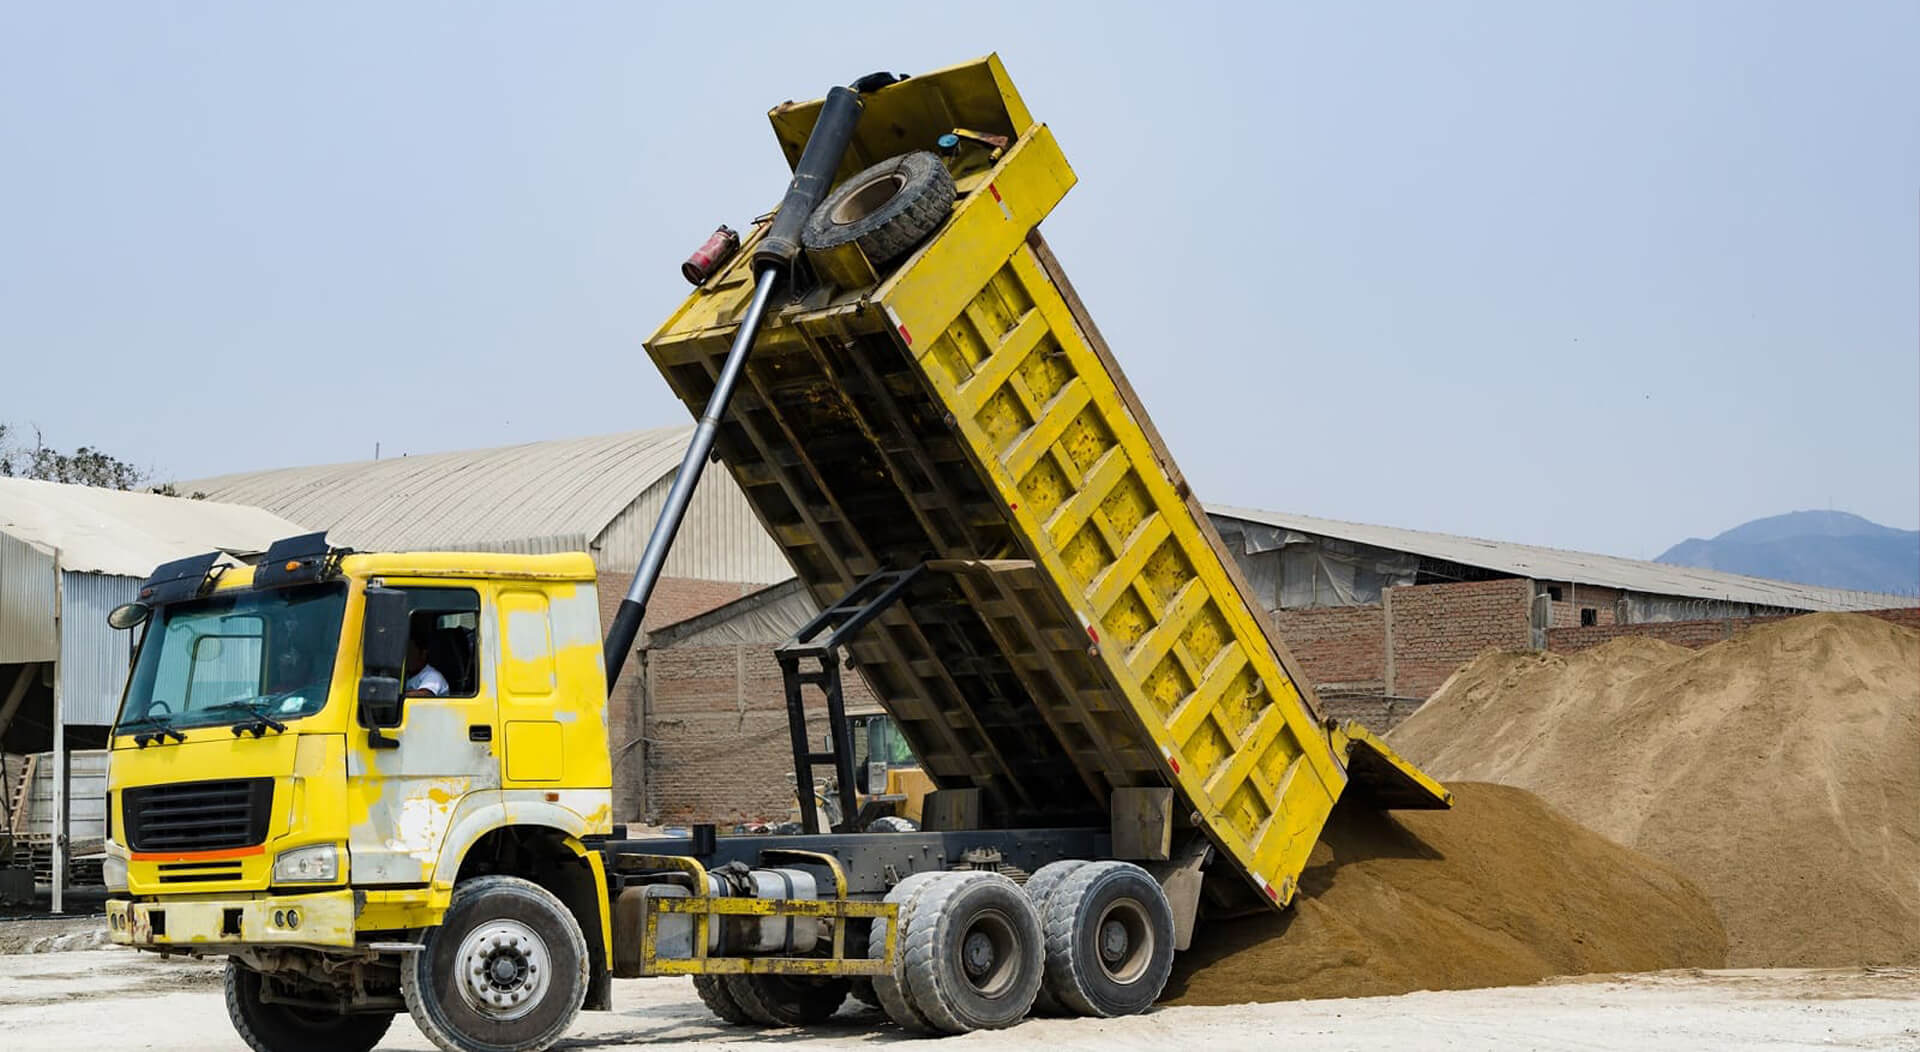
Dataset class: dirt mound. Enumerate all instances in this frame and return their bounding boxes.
[1165,782,1724,1005]
[1389,612,1920,967]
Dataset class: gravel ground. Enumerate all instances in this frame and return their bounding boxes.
[0,945,1915,1050]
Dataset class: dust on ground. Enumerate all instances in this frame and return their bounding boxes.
[1389,612,1920,967]
[1,947,1915,1050]
[1165,782,1724,1006]
[0,914,110,954]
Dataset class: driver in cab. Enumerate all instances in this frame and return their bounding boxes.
[404,636,450,698]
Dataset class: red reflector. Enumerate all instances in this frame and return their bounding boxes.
[1168,756,1180,774]
[897,324,912,345]
[989,183,1002,201]
[1264,882,1280,901]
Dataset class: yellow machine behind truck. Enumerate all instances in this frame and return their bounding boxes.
[104,56,1448,1052]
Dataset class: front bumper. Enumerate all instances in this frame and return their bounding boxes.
[107,890,356,950]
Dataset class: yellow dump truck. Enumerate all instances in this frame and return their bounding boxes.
[102,55,1447,1052]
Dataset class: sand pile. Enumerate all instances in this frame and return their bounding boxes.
[1389,613,1920,967]
[1166,782,1724,1005]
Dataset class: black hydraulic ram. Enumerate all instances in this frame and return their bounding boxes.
[603,79,879,691]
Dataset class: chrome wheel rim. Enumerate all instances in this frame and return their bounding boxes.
[454,919,550,1020]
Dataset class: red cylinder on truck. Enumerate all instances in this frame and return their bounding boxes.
[681,225,740,285]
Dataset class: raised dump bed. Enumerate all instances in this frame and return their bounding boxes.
[644,54,1447,909]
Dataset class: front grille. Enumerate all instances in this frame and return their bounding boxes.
[123,778,273,852]
[157,861,244,884]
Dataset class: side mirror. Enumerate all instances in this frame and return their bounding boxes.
[108,602,151,630]
[359,586,408,740]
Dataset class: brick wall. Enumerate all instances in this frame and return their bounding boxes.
[640,641,881,824]
[1548,606,1920,653]
[1542,583,1624,628]
[1268,581,1535,731]
[1317,695,1425,733]
[1386,578,1535,700]
[596,573,761,823]
[1270,605,1386,688]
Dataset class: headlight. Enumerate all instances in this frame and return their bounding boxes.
[103,853,129,893]
[272,844,340,884]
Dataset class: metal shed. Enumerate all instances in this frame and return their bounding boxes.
[0,477,307,906]
[186,427,791,582]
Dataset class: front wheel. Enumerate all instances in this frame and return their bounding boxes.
[402,875,589,1052]
[224,960,393,1052]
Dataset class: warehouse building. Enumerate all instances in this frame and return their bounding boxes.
[187,428,1913,826]
[187,428,793,820]
[1206,506,1912,729]
[633,503,1913,822]
[0,478,306,900]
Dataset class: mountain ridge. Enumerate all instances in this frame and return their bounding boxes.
[1657,511,1917,596]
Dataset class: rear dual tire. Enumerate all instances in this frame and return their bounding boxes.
[722,974,849,1026]
[1020,860,1091,1015]
[691,974,753,1025]
[868,870,948,1031]
[869,871,1046,1034]
[1039,861,1176,1018]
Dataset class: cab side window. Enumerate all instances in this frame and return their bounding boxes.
[403,588,481,698]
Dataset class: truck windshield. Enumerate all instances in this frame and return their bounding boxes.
[116,583,348,734]
[865,716,917,768]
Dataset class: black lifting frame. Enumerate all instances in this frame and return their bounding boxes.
[776,566,925,834]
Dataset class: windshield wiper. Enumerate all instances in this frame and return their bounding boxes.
[124,710,187,748]
[202,698,290,738]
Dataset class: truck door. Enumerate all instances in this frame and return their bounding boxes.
[493,587,565,786]
[345,584,496,885]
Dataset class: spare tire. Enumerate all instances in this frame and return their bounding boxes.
[802,151,954,265]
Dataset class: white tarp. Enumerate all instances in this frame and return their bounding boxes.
[1212,516,1418,609]
[0,477,306,578]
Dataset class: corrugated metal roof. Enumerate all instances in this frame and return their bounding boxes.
[60,571,141,725]
[646,578,811,648]
[186,428,696,556]
[0,477,309,577]
[1206,505,1910,613]
[0,530,58,662]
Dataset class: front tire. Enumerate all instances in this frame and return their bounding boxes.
[402,875,589,1052]
[224,959,393,1052]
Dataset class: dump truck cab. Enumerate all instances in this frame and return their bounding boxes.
[105,537,615,1051]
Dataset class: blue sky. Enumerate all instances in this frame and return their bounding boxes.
[1,2,1914,558]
